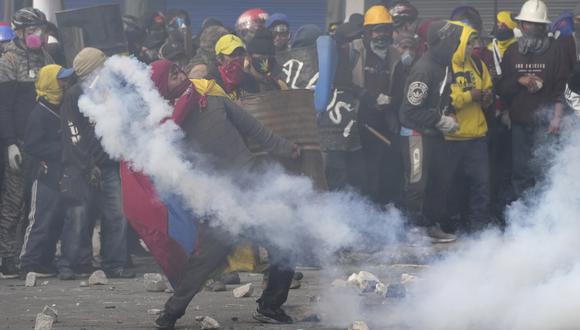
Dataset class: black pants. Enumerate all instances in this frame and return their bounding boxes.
[401,134,447,227]
[19,180,64,269]
[511,124,544,200]
[323,149,366,193]
[444,138,491,231]
[164,226,295,316]
[361,135,404,205]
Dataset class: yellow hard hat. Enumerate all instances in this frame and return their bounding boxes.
[364,5,393,26]
[215,34,245,56]
[497,11,517,30]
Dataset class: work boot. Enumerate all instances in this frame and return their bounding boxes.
[58,269,76,281]
[0,257,18,279]
[253,306,293,324]
[426,223,456,243]
[154,311,179,329]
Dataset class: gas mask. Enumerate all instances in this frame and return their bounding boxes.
[495,27,514,41]
[25,30,43,49]
[517,23,549,54]
[370,34,393,50]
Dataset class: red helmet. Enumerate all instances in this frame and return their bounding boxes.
[235,8,268,38]
[390,1,419,28]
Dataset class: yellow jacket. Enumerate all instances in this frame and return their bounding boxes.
[447,22,493,141]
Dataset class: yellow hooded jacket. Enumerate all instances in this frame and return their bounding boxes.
[35,64,64,105]
[447,22,493,141]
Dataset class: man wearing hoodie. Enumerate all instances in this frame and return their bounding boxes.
[399,20,463,243]
[498,0,569,199]
[445,23,494,232]
[0,8,53,278]
[60,47,134,280]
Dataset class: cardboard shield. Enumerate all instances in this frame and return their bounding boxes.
[276,45,319,90]
[240,89,327,191]
[56,4,128,67]
[317,88,361,152]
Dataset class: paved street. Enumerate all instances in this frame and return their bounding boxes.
[0,241,456,330]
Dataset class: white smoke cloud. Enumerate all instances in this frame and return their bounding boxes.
[78,56,403,263]
[386,120,580,329]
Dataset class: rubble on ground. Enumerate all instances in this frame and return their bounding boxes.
[88,270,108,286]
[25,272,37,287]
[34,305,58,330]
[348,320,370,330]
[232,283,253,298]
[147,308,162,315]
[195,316,220,329]
[143,273,166,292]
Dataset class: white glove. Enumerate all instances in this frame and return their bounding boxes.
[7,144,22,171]
[501,111,511,129]
[435,115,460,134]
[376,93,391,106]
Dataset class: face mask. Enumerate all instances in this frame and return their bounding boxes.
[218,57,245,92]
[495,28,514,41]
[251,56,272,75]
[522,24,546,38]
[401,50,415,66]
[370,35,392,50]
[25,31,43,49]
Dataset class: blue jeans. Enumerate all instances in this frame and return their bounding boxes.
[59,166,128,272]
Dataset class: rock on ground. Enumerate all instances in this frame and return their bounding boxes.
[232,283,253,298]
[34,312,55,330]
[348,320,370,330]
[41,305,58,322]
[25,273,37,287]
[143,273,167,292]
[196,316,220,329]
[88,270,108,286]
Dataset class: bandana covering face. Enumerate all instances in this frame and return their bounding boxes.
[218,57,245,93]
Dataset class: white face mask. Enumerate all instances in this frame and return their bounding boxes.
[513,28,523,39]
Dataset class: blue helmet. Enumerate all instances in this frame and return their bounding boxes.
[266,13,289,29]
[0,25,15,42]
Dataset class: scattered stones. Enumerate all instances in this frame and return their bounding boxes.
[290,279,301,289]
[196,316,220,329]
[79,281,89,287]
[144,273,166,292]
[347,271,381,293]
[34,313,55,330]
[41,281,49,286]
[147,309,162,315]
[348,320,370,330]
[25,273,37,287]
[232,283,253,298]
[88,270,108,286]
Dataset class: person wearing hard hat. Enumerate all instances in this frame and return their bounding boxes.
[497,0,570,200]
[348,5,405,206]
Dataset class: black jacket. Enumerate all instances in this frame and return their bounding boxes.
[24,99,62,188]
[399,21,463,134]
[61,82,115,173]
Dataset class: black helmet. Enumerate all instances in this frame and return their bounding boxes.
[11,7,47,30]
[390,1,418,28]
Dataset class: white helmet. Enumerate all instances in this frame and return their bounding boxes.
[515,0,550,24]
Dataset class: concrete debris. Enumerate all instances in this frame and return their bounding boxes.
[79,281,89,287]
[25,273,37,287]
[232,283,253,298]
[348,320,370,330]
[196,316,220,329]
[147,309,162,315]
[290,279,301,289]
[347,271,384,294]
[41,305,58,322]
[375,282,387,297]
[88,270,108,286]
[34,313,55,330]
[144,273,167,292]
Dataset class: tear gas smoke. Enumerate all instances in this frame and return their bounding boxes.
[387,120,580,329]
[78,56,403,263]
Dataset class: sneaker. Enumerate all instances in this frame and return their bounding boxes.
[426,223,457,243]
[58,269,76,281]
[154,311,179,329]
[204,279,226,292]
[253,307,293,324]
[105,268,136,279]
[0,257,19,279]
[218,272,241,285]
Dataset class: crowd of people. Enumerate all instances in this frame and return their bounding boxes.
[1,0,580,328]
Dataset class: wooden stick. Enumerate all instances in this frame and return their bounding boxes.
[364,124,391,146]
